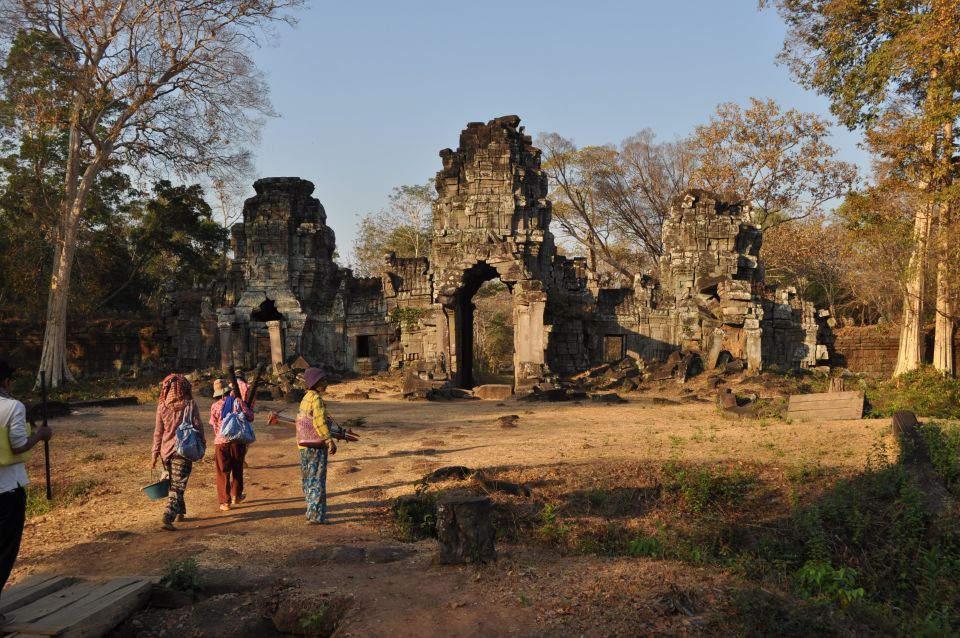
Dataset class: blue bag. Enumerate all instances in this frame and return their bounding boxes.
[220,396,256,445]
[174,403,206,461]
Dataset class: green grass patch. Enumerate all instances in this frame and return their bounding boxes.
[865,366,960,418]
[25,484,52,517]
[661,461,756,512]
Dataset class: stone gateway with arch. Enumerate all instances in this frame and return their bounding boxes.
[168,116,831,388]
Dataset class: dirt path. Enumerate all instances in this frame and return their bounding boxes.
[9,378,892,636]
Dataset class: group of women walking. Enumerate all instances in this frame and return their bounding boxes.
[149,367,336,530]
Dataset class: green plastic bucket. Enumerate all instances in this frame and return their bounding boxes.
[142,478,170,500]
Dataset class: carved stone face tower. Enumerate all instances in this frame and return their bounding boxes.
[429,116,558,387]
[222,177,339,367]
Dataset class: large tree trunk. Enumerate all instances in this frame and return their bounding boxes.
[933,121,954,376]
[893,202,932,377]
[933,203,954,375]
[36,118,106,388]
[37,208,81,387]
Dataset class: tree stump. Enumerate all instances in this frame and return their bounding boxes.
[828,376,846,393]
[436,492,496,564]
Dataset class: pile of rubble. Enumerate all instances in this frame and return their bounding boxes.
[184,358,314,403]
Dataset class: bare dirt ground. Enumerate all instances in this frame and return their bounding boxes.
[8,374,894,637]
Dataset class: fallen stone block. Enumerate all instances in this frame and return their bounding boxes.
[473,384,513,400]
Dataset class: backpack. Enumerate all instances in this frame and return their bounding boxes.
[220,395,256,445]
[174,403,206,461]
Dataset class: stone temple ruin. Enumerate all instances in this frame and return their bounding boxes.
[167,115,830,388]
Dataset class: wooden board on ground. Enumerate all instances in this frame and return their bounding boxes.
[1,577,151,638]
[0,576,76,615]
[787,391,864,421]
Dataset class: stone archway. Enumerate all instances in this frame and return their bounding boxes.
[381,116,565,389]
[426,116,556,388]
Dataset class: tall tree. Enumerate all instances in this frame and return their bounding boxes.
[0,0,300,386]
[352,182,433,276]
[96,180,226,312]
[690,97,859,228]
[764,0,960,376]
[538,134,633,278]
[599,129,694,274]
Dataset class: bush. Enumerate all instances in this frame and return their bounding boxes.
[866,366,960,418]
[919,421,960,494]
[159,557,200,594]
[392,493,437,541]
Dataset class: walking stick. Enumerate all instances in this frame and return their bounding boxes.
[40,369,52,500]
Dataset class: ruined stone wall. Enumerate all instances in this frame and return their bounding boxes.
[162,117,835,384]
[831,328,960,377]
[169,177,392,375]
[0,318,166,377]
[381,255,433,368]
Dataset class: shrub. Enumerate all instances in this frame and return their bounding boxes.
[159,557,200,594]
[795,560,865,606]
[538,503,571,544]
[865,366,960,419]
[660,461,756,512]
[392,493,438,541]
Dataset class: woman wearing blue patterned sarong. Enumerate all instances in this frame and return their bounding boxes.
[297,368,337,524]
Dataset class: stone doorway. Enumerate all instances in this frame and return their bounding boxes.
[449,262,517,388]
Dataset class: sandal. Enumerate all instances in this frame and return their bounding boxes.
[219,503,231,511]
[161,520,176,531]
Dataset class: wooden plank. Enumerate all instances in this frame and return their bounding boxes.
[789,400,863,413]
[0,576,76,614]
[2,582,102,629]
[788,391,862,406]
[789,402,864,415]
[787,390,864,420]
[34,579,152,638]
[789,410,863,421]
[2,578,143,635]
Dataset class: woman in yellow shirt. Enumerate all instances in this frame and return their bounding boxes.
[298,368,337,524]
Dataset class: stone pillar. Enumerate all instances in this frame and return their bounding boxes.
[704,327,727,370]
[744,317,763,371]
[216,309,235,374]
[266,320,284,372]
[513,287,547,388]
[436,305,452,377]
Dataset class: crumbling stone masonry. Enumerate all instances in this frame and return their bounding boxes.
[167,177,392,374]
[381,117,830,387]
[168,116,830,385]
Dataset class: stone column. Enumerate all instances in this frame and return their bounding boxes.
[513,285,547,389]
[744,316,763,371]
[216,309,235,374]
[266,320,284,372]
[704,327,727,370]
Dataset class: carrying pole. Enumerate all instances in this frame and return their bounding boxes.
[40,369,52,500]
[245,364,266,406]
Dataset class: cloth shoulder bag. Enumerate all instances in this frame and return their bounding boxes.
[220,396,256,445]
[174,403,206,461]
[295,411,326,448]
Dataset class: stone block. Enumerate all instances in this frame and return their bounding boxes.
[473,384,514,400]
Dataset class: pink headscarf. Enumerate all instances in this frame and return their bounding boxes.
[159,373,192,408]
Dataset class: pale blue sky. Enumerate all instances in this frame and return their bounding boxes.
[250,1,869,262]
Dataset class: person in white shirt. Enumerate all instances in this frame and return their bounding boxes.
[0,360,52,622]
